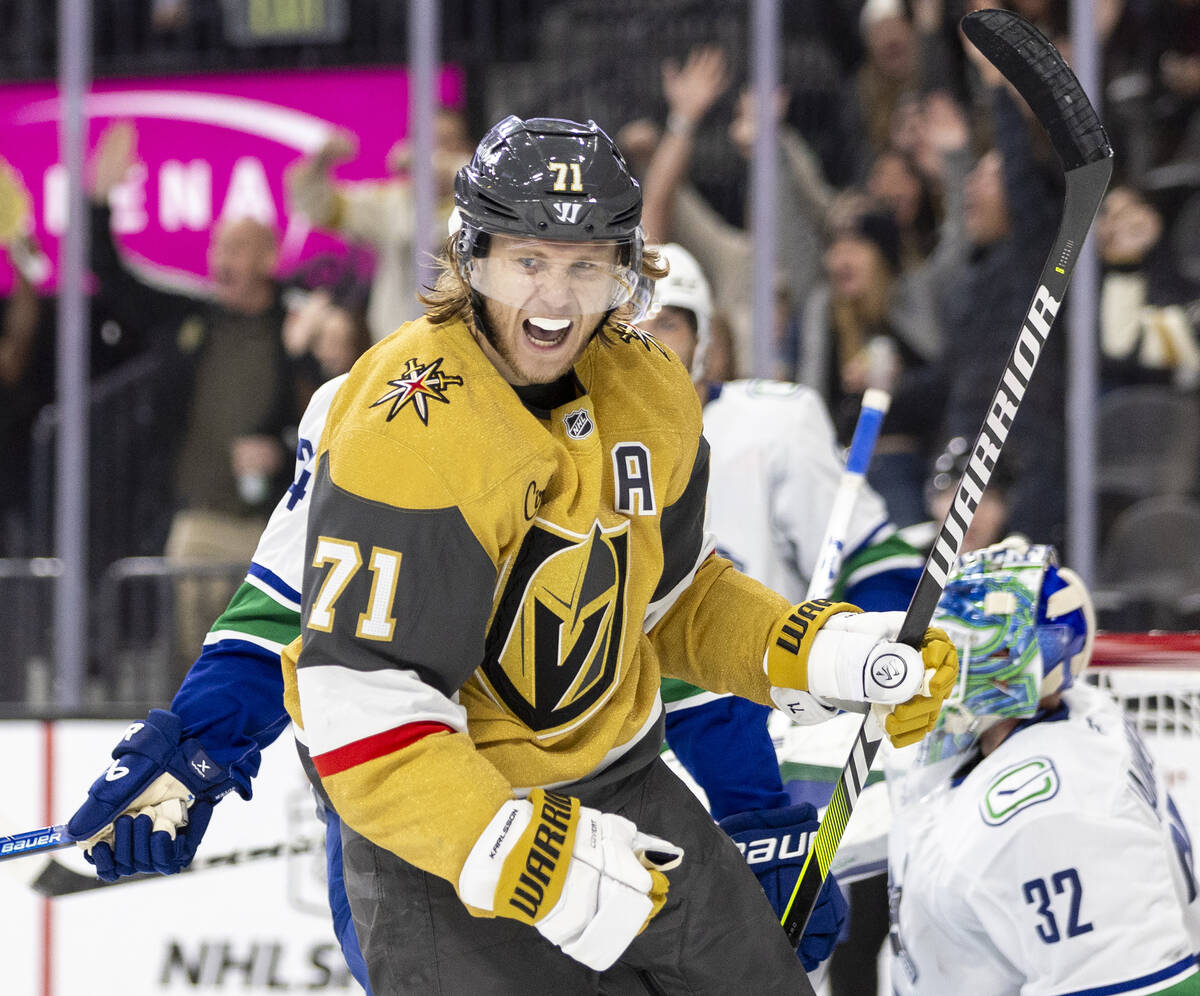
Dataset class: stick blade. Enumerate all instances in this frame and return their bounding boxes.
[962,9,1113,170]
[30,859,131,896]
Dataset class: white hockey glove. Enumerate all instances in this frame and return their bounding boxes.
[458,789,683,971]
[764,600,958,748]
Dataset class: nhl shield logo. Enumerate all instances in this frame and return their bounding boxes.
[563,409,594,440]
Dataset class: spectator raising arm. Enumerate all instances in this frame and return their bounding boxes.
[640,44,731,244]
[88,121,195,334]
[284,111,474,340]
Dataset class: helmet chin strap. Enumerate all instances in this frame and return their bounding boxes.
[467,287,501,354]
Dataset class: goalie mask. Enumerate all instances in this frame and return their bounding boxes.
[917,538,1095,765]
[645,243,713,379]
[453,116,644,314]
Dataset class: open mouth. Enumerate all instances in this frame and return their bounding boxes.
[523,317,572,348]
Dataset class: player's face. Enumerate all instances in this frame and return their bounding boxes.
[474,235,621,386]
[642,306,697,371]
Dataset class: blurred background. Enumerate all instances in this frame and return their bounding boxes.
[0,0,1196,713]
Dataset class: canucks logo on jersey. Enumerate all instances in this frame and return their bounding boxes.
[370,356,464,425]
[480,518,629,734]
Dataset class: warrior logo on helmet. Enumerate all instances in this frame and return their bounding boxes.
[552,202,585,224]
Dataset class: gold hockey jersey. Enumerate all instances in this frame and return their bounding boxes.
[281,315,791,887]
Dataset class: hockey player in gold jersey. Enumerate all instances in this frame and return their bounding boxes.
[280,114,957,993]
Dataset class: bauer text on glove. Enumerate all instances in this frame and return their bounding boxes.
[719,802,848,973]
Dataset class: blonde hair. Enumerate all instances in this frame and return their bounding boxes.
[419,235,668,339]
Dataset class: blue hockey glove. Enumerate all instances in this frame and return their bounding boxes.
[66,709,247,881]
[718,802,848,972]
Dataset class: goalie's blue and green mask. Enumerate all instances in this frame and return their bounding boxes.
[918,540,1095,764]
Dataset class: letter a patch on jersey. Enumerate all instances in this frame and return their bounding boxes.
[612,443,656,516]
[980,756,1060,826]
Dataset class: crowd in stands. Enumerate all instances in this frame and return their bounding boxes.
[0,0,1198,696]
[613,0,1199,562]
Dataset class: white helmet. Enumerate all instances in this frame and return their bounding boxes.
[647,243,713,379]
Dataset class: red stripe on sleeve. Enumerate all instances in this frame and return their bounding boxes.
[312,721,454,777]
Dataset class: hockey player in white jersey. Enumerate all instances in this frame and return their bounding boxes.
[642,243,922,771]
[888,539,1200,995]
[642,244,923,614]
[641,242,925,976]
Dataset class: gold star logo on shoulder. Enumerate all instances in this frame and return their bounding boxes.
[371,356,464,425]
[614,323,671,360]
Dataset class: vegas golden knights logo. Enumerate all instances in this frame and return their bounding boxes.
[370,356,463,426]
[615,323,671,360]
[480,519,629,733]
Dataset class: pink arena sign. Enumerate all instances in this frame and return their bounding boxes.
[0,66,465,292]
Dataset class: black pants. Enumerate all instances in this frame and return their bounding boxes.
[341,758,816,995]
[829,874,890,995]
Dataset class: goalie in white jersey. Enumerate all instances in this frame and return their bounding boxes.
[888,539,1200,995]
[642,243,923,791]
[642,242,924,978]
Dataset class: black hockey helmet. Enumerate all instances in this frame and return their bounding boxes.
[453,116,644,308]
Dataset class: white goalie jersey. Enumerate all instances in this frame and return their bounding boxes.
[888,683,1200,995]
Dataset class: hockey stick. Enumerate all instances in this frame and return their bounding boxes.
[2,821,321,896]
[27,834,322,897]
[0,823,70,861]
[805,387,892,602]
[780,7,1113,945]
